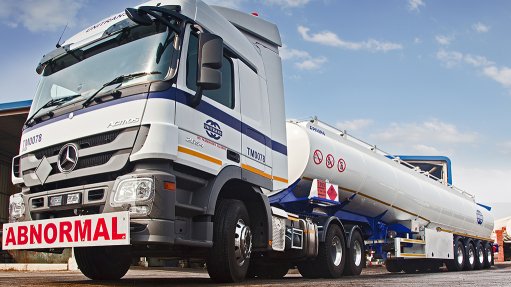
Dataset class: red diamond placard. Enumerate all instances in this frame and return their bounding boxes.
[327,185,337,201]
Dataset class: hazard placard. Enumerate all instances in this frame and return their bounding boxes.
[309,179,339,202]
[313,149,323,165]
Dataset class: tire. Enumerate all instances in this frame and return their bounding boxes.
[297,260,322,279]
[402,260,418,274]
[207,199,252,283]
[464,242,476,271]
[483,242,493,268]
[474,241,485,270]
[385,259,402,273]
[343,231,364,276]
[446,239,465,272]
[74,245,131,280]
[248,261,290,279]
[316,224,347,278]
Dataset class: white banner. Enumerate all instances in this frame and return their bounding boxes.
[2,211,130,250]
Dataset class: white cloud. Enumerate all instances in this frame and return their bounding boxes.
[280,44,327,70]
[0,0,86,32]
[414,37,422,44]
[295,56,327,70]
[336,119,374,132]
[483,66,511,88]
[472,22,490,33]
[408,0,425,12]
[280,45,310,60]
[298,25,403,53]
[435,35,453,46]
[371,119,478,155]
[266,0,310,8]
[456,167,511,203]
[436,49,511,92]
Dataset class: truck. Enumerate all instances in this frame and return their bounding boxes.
[3,0,494,282]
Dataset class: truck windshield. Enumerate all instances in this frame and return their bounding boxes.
[29,20,177,119]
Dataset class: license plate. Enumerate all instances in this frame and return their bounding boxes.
[2,211,130,250]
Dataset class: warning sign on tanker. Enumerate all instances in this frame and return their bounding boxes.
[337,158,346,173]
[326,154,335,169]
[327,185,338,201]
[313,149,323,165]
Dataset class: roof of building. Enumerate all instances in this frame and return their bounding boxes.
[0,100,32,112]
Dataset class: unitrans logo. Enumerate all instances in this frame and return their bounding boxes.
[204,120,222,140]
[476,210,483,225]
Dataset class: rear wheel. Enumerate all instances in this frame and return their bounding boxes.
[464,242,476,271]
[483,242,493,268]
[247,260,290,279]
[474,242,484,270]
[446,239,465,272]
[297,260,322,279]
[75,245,132,280]
[207,199,252,283]
[343,231,364,276]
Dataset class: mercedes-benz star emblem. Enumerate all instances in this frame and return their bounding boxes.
[57,143,79,173]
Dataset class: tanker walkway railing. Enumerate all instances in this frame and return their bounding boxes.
[295,117,475,201]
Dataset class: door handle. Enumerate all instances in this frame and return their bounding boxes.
[227,149,240,163]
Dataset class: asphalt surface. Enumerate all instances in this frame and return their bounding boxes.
[1,262,510,287]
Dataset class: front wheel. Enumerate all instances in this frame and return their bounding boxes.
[316,224,347,278]
[74,245,132,280]
[207,199,252,283]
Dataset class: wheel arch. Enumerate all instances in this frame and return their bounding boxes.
[313,216,347,243]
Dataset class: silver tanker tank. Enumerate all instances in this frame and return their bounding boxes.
[284,119,493,240]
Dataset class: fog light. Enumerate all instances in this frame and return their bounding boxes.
[129,205,151,216]
[66,193,81,205]
[9,193,25,222]
[112,178,154,204]
[49,195,63,207]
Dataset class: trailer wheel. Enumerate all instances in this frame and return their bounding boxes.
[446,239,465,271]
[385,259,403,273]
[483,242,493,268]
[402,260,418,273]
[207,199,252,283]
[74,246,131,280]
[317,224,346,278]
[343,231,364,276]
[463,242,476,270]
[474,241,484,270]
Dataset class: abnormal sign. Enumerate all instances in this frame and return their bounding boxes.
[2,211,130,250]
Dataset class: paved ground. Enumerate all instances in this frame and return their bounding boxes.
[0,262,510,287]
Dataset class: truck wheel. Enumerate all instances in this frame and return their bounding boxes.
[343,231,364,276]
[402,261,418,273]
[207,199,252,283]
[463,242,476,270]
[385,259,403,273]
[297,260,322,279]
[446,239,465,271]
[316,224,346,278]
[74,246,131,280]
[474,241,484,270]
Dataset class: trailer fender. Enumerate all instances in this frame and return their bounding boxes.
[346,226,363,249]
[312,216,346,243]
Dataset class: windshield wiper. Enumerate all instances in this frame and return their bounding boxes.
[25,94,81,127]
[82,71,161,107]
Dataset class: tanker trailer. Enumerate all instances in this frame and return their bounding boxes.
[268,118,494,274]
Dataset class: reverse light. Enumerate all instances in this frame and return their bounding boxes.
[9,193,25,222]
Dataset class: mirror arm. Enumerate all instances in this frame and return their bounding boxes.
[189,86,203,107]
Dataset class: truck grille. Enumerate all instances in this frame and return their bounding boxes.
[48,152,116,175]
[34,130,121,159]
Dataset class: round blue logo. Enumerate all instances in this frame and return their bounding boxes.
[476,210,483,225]
[204,120,222,140]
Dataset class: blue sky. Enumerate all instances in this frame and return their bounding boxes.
[0,0,510,217]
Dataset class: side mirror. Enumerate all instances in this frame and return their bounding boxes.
[125,8,153,26]
[190,33,223,107]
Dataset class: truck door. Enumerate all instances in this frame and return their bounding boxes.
[238,61,273,190]
[174,28,241,174]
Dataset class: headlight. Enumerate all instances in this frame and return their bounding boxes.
[112,178,154,204]
[9,193,25,222]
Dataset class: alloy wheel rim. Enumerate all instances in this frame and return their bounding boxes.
[234,219,252,266]
[330,236,343,266]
